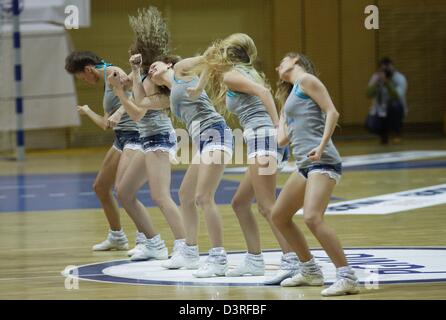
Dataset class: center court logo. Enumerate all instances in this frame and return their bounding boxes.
[63,247,446,287]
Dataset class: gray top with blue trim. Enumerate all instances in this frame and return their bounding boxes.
[283,81,341,168]
[138,109,173,138]
[170,74,224,140]
[136,75,174,138]
[100,63,138,132]
[225,68,273,131]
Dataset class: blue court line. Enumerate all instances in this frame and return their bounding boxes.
[0,171,345,213]
[1,159,445,213]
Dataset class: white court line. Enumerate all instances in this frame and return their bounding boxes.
[49,193,66,198]
[19,194,36,198]
[78,192,95,196]
[225,150,446,173]
[310,183,446,215]
[0,184,46,190]
[223,186,238,190]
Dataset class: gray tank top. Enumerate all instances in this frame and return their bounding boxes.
[225,68,273,131]
[284,81,341,168]
[101,63,138,132]
[138,109,174,138]
[170,74,224,140]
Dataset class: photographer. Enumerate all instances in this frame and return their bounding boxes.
[366,57,408,144]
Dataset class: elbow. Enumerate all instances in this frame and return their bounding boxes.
[331,110,340,120]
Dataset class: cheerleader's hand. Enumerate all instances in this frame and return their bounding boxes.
[107,111,122,128]
[129,54,142,70]
[307,146,323,162]
[77,105,89,115]
[107,71,123,89]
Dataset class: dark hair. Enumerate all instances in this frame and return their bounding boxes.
[154,54,181,66]
[65,51,102,74]
[151,54,182,95]
[379,57,393,66]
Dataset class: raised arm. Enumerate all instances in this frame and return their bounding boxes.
[186,66,210,100]
[223,69,279,126]
[108,72,169,122]
[129,54,147,104]
[173,55,205,77]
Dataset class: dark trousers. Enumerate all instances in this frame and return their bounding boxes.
[380,102,404,144]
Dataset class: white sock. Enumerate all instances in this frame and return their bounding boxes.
[246,252,264,261]
[208,247,227,264]
[109,229,126,238]
[300,257,321,275]
[337,266,357,281]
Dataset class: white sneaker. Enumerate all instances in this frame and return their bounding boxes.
[225,254,265,277]
[321,278,360,296]
[193,247,228,278]
[127,232,147,257]
[264,253,299,285]
[162,243,199,269]
[130,235,168,261]
[92,230,128,251]
[264,269,299,285]
[193,261,228,278]
[127,244,145,257]
[280,272,324,287]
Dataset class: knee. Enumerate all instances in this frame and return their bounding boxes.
[231,196,251,214]
[272,210,287,228]
[93,180,110,198]
[304,213,323,231]
[195,193,214,208]
[257,203,273,220]
[151,193,170,209]
[116,184,133,204]
[179,188,195,208]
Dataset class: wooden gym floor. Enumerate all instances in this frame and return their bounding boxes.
[0,137,445,300]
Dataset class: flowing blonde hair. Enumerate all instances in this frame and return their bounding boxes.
[203,33,270,109]
[128,6,170,74]
[275,52,317,108]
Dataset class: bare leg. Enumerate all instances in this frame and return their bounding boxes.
[271,172,312,262]
[93,147,122,231]
[195,150,226,248]
[116,151,157,238]
[115,148,139,186]
[145,151,185,240]
[230,170,260,253]
[178,164,199,245]
[249,156,293,253]
[303,173,348,267]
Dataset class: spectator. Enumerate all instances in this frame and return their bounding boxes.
[366,57,408,144]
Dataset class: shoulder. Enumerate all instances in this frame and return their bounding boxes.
[222,68,243,82]
[299,73,323,92]
[394,71,407,83]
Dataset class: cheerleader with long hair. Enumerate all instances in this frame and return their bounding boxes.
[190,33,298,283]
[273,52,359,296]
[109,7,186,261]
